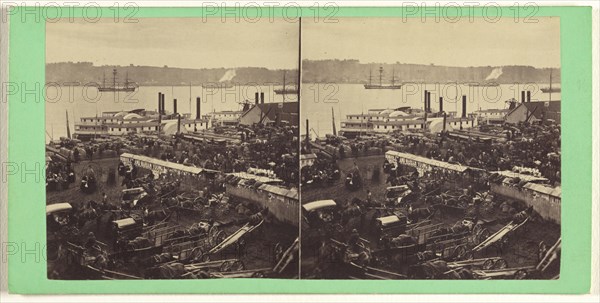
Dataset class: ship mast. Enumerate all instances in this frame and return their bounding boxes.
[549,69,553,102]
[112,69,117,90]
[331,107,337,136]
[66,110,71,139]
[379,66,383,86]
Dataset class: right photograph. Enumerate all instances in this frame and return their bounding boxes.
[299,17,561,280]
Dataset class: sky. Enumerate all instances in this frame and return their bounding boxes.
[302,17,560,68]
[46,18,300,69]
[47,17,560,69]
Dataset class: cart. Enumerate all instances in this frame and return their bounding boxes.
[208,220,264,255]
[427,236,472,261]
[472,265,537,280]
[447,257,508,270]
[471,217,529,253]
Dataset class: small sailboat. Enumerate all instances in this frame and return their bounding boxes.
[540,70,560,93]
[98,69,137,92]
[364,66,402,89]
[274,70,299,95]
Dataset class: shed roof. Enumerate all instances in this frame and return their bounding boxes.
[492,170,548,182]
[46,203,72,215]
[229,172,283,184]
[120,153,211,174]
[302,200,337,212]
[113,218,137,229]
[300,153,318,160]
[523,183,561,198]
[376,215,402,225]
[259,184,299,200]
[385,150,471,172]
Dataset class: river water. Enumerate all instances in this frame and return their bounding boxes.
[45,82,559,141]
[300,83,560,136]
[45,85,298,142]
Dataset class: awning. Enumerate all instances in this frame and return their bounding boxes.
[46,203,72,215]
[113,218,137,229]
[376,215,401,226]
[302,200,337,212]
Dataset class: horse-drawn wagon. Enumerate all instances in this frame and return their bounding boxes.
[302,200,344,247]
[446,257,508,270]
[471,208,532,254]
[426,236,472,261]
[471,265,537,280]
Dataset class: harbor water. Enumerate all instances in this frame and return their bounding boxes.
[300,83,560,136]
[45,85,297,142]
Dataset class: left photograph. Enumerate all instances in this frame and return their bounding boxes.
[45,18,300,280]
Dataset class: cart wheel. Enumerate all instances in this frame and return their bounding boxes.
[211,230,225,247]
[208,226,219,241]
[231,260,244,271]
[113,259,125,269]
[493,258,508,269]
[482,259,494,270]
[477,229,490,243]
[251,271,265,278]
[464,251,474,260]
[514,269,528,280]
[472,223,482,235]
[423,265,436,280]
[219,260,233,272]
[273,242,284,262]
[201,254,211,262]
[455,246,468,260]
[190,247,204,261]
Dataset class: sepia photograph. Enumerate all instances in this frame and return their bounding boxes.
[2,2,598,300]
[300,17,561,280]
[41,13,565,282]
[45,17,300,280]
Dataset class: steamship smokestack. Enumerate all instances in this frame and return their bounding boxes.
[427,92,432,113]
[173,99,177,115]
[158,93,162,114]
[439,97,443,113]
[158,92,161,114]
[305,119,310,152]
[462,95,467,118]
[255,92,259,105]
[161,93,165,115]
[196,97,201,119]
[260,92,265,104]
[526,91,531,103]
[521,91,526,103]
[424,90,428,112]
[157,93,162,126]
[443,112,447,132]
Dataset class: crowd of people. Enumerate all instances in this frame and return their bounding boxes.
[133,125,300,186]
[49,123,300,188]
[316,122,560,185]
[46,160,75,191]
